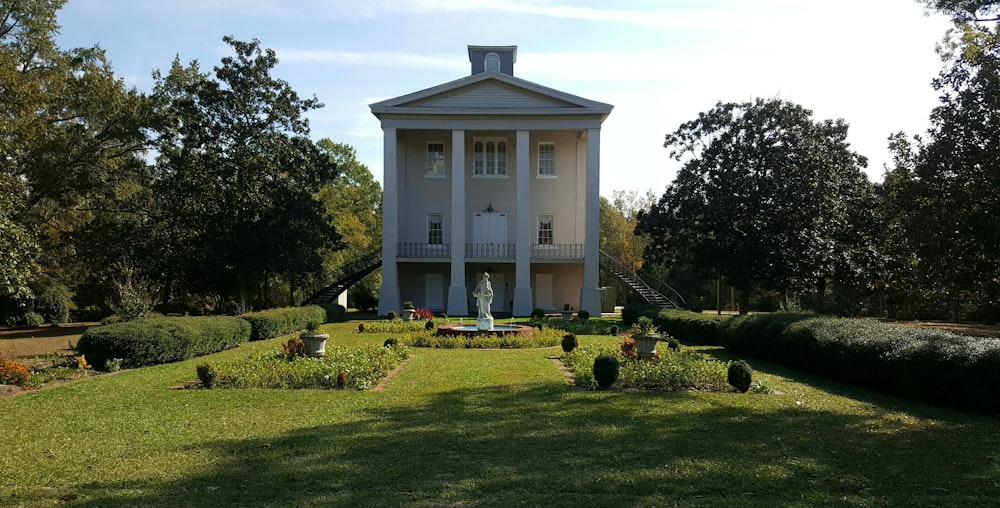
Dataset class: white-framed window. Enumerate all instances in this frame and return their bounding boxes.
[537,214,554,245]
[427,142,445,177]
[538,142,556,177]
[427,214,444,246]
[473,137,508,177]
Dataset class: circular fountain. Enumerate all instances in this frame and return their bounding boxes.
[435,323,534,338]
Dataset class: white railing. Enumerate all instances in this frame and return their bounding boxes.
[397,242,450,258]
[465,243,515,259]
[531,244,585,260]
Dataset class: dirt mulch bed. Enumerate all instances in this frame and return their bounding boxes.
[0,323,95,359]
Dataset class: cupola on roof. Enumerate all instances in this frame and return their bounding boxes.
[468,45,517,76]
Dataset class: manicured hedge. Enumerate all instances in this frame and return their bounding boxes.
[622,305,728,344]
[76,316,251,369]
[241,305,328,341]
[718,313,1000,413]
[318,303,347,323]
[652,309,727,344]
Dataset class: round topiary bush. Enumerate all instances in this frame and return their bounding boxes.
[561,333,579,353]
[387,311,398,320]
[609,324,619,336]
[593,354,620,390]
[667,337,681,351]
[530,308,545,319]
[425,320,435,331]
[577,310,590,320]
[728,360,753,393]
[383,337,399,348]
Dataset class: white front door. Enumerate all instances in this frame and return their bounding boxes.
[473,212,507,244]
[535,274,554,309]
[425,273,444,309]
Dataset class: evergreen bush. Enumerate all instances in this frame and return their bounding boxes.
[593,354,619,389]
[727,360,753,393]
[561,333,579,353]
[77,316,251,368]
[241,306,327,341]
[196,363,218,388]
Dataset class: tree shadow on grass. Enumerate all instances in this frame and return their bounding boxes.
[65,379,1000,507]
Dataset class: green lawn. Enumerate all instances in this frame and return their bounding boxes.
[2,321,998,507]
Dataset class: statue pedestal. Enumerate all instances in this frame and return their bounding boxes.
[477,317,493,331]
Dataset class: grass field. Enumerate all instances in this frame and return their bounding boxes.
[2,320,999,507]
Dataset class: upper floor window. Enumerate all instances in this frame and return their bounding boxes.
[538,215,554,245]
[427,142,445,177]
[473,138,508,177]
[538,142,556,177]
[485,52,500,72]
[427,214,444,246]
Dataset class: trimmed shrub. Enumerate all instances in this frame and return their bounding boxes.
[387,311,398,320]
[76,315,251,369]
[318,304,347,323]
[383,337,399,348]
[561,333,579,353]
[196,363,218,388]
[23,312,44,328]
[727,360,753,393]
[667,337,682,351]
[593,355,619,389]
[241,306,327,341]
[530,308,545,319]
[424,320,435,331]
[718,313,1000,413]
[609,324,619,336]
[577,310,590,320]
[653,309,727,345]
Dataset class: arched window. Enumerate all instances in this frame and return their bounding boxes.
[485,52,500,72]
[473,141,484,175]
[485,142,495,175]
[473,137,509,177]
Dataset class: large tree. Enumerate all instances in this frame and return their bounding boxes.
[150,38,339,309]
[637,99,875,313]
[882,22,1000,319]
[0,0,150,308]
[920,0,1000,22]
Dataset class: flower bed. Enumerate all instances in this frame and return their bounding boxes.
[398,329,562,349]
[208,343,408,390]
[562,343,729,391]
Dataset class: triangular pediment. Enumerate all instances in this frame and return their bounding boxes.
[370,72,612,117]
[401,80,578,110]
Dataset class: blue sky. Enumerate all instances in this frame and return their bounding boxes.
[55,0,953,197]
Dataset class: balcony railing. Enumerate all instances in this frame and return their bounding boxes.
[531,244,585,260]
[465,243,515,259]
[396,243,585,261]
[397,242,450,258]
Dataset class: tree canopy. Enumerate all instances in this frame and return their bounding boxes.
[636,99,875,313]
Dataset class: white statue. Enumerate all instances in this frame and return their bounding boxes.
[471,272,494,330]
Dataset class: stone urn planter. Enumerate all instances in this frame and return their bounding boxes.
[561,305,574,321]
[632,333,662,359]
[629,316,661,359]
[401,302,415,321]
[299,333,329,358]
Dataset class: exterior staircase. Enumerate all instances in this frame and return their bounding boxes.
[303,251,382,305]
[598,250,684,309]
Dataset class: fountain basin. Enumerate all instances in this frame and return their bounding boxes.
[436,323,534,338]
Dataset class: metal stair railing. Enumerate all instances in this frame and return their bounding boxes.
[303,251,383,305]
[598,250,685,308]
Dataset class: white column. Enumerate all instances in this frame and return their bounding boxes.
[580,128,602,316]
[378,127,401,315]
[446,130,469,316]
[513,129,534,316]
